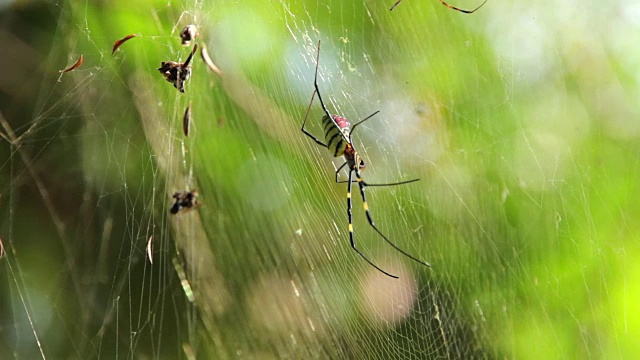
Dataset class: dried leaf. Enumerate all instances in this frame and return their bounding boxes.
[158,44,198,92]
[59,55,84,73]
[179,25,198,46]
[183,103,192,137]
[146,236,153,264]
[112,34,136,55]
[170,190,199,214]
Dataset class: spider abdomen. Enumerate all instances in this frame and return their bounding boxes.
[322,114,350,157]
[332,115,350,130]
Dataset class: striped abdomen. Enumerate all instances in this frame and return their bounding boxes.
[322,114,350,157]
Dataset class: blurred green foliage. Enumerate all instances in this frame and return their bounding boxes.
[1,0,639,359]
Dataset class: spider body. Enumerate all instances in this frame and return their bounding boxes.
[323,114,351,157]
[301,40,430,278]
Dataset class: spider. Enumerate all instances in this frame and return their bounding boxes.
[301,40,431,278]
[389,0,488,13]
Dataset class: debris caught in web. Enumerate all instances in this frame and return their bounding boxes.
[183,103,192,137]
[179,25,198,46]
[200,44,223,76]
[146,236,153,264]
[158,44,198,93]
[59,55,84,73]
[112,34,136,55]
[170,189,199,214]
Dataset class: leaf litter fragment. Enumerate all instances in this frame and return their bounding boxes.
[183,103,192,137]
[59,55,84,73]
[158,44,198,92]
[112,34,136,55]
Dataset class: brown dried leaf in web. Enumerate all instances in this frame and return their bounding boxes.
[59,55,84,73]
[112,34,136,55]
[158,44,198,92]
[183,103,192,137]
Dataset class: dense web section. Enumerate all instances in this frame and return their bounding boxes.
[1,0,639,359]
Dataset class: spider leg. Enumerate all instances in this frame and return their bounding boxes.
[362,178,420,187]
[389,0,402,11]
[439,0,487,13]
[312,40,336,124]
[354,167,431,267]
[335,166,420,187]
[301,89,328,148]
[349,111,380,141]
[390,0,487,13]
[334,162,349,183]
[347,168,399,278]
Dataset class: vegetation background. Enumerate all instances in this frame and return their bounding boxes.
[1,0,638,359]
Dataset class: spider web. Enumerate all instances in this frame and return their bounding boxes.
[1,0,639,358]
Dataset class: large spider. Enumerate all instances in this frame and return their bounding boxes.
[301,40,430,278]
